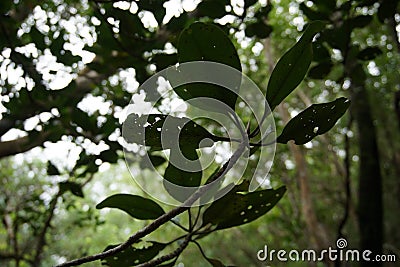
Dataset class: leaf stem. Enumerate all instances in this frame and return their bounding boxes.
[56,143,247,266]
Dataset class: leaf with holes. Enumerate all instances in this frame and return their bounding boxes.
[266,21,326,110]
[277,97,350,145]
[96,194,165,220]
[202,183,286,230]
[101,241,166,266]
[123,114,225,150]
[174,22,242,112]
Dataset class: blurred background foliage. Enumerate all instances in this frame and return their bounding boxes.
[0,0,399,266]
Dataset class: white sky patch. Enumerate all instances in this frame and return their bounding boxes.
[182,0,200,12]
[77,95,112,116]
[284,159,295,170]
[163,0,184,23]
[43,140,82,170]
[216,15,237,25]
[119,68,139,93]
[367,61,380,76]
[304,141,313,149]
[139,11,158,29]
[1,129,27,142]
[251,42,264,56]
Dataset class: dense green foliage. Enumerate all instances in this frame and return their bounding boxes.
[1,0,399,266]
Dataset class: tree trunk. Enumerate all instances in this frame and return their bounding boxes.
[350,84,383,265]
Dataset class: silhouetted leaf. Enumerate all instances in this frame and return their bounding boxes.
[140,154,166,169]
[136,0,166,24]
[163,147,202,202]
[198,0,228,18]
[175,22,242,112]
[312,41,330,63]
[244,0,258,9]
[266,21,326,110]
[357,46,382,61]
[99,149,119,164]
[202,183,286,230]
[59,181,84,198]
[101,241,166,266]
[308,62,333,79]
[123,114,224,150]
[47,161,60,176]
[151,53,178,70]
[277,97,350,145]
[377,0,400,23]
[30,27,46,50]
[96,194,165,220]
[300,3,329,21]
[245,21,273,39]
[349,15,373,29]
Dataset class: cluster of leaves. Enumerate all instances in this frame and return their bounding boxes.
[301,0,395,82]
[0,0,353,266]
[93,18,350,266]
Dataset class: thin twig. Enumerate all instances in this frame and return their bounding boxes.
[56,143,247,266]
[136,233,194,267]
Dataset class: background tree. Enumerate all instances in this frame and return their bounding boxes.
[1,0,399,266]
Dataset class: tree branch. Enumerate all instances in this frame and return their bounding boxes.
[32,190,63,266]
[137,233,193,267]
[0,131,50,158]
[56,142,247,267]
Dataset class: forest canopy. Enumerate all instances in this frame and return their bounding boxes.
[0,0,399,266]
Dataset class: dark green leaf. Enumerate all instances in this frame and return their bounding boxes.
[96,194,165,220]
[355,0,377,7]
[351,63,367,86]
[277,97,350,145]
[205,256,226,267]
[312,41,330,63]
[163,147,202,202]
[151,53,178,70]
[59,181,84,198]
[30,27,46,50]
[47,162,60,176]
[299,3,329,21]
[378,0,400,23]
[349,15,373,29]
[254,4,273,20]
[99,149,119,164]
[202,183,286,230]
[311,0,336,11]
[136,0,166,24]
[198,0,227,18]
[266,21,326,110]
[57,50,81,66]
[102,241,166,266]
[140,154,166,169]
[308,62,333,79]
[175,22,242,112]
[244,0,258,9]
[123,114,223,150]
[357,46,382,61]
[320,26,350,52]
[72,108,97,131]
[245,22,273,39]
